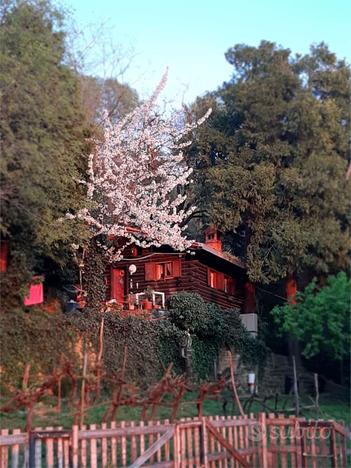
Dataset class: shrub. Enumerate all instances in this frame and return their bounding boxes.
[168,292,267,378]
[168,292,211,334]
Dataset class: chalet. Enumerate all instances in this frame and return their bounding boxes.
[107,227,257,314]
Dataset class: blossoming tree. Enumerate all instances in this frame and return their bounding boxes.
[71,72,211,260]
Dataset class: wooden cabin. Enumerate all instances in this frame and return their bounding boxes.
[107,227,253,312]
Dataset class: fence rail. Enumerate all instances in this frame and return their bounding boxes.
[0,413,348,467]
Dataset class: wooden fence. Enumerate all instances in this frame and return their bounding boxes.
[0,413,348,467]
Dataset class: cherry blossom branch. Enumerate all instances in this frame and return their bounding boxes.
[67,71,211,260]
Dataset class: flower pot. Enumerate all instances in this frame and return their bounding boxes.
[141,299,152,310]
[77,299,86,310]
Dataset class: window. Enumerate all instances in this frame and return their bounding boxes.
[208,270,216,288]
[208,269,236,295]
[207,269,224,290]
[145,259,181,280]
[160,262,173,279]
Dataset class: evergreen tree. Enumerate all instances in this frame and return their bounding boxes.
[187,41,350,283]
[0,0,93,300]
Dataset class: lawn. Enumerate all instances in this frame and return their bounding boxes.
[1,392,349,431]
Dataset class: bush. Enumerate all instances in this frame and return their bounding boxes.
[168,292,267,378]
[168,292,211,334]
[272,272,351,360]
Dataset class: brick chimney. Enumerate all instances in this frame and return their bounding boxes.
[204,226,222,252]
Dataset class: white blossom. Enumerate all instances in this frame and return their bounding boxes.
[70,72,211,260]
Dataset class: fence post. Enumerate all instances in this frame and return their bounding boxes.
[259,413,268,468]
[72,425,79,468]
[28,432,36,468]
[330,426,338,468]
[340,424,347,468]
[173,424,180,468]
[200,417,209,468]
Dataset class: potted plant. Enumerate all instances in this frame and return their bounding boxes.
[141,287,153,310]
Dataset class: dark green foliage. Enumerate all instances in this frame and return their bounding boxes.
[0,308,78,389]
[83,239,108,312]
[0,309,166,391]
[191,335,218,380]
[72,311,163,386]
[158,320,185,375]
[0,293,266,390]
[168,292,211,334]
[187,41,350,283]
[0,0,93,302]
[272,272,351,360]
[168,292,267,377]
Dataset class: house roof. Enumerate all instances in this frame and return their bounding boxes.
[190,242,245,269]
[110,229,245,269]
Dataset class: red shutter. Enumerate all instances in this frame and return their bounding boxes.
[207,268,212,287]
[173,259,181,277]
[216,272,225,291]
[155,264,162,280]
[145,262,157,280]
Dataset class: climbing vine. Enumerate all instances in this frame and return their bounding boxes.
[0,309,78,390]
[0,292,266,393]
[168,292,267,379]
[82,238,108,312]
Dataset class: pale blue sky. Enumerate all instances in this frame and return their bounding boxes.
[67,0,350,106]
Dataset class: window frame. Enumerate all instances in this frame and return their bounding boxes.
[145,259,181,281]
[208,268,235,294]
[159,261,174,279]
[208,269,216,288]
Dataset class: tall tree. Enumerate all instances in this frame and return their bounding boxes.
[187,41,350,283]
[80,76,139,124]
[0,0,93,298]
[67,72,212,260]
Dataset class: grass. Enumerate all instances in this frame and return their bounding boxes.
[1,391,349,431]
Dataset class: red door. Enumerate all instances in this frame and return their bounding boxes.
[111,268,125,304]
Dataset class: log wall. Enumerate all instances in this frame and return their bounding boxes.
[107,254,245,310]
